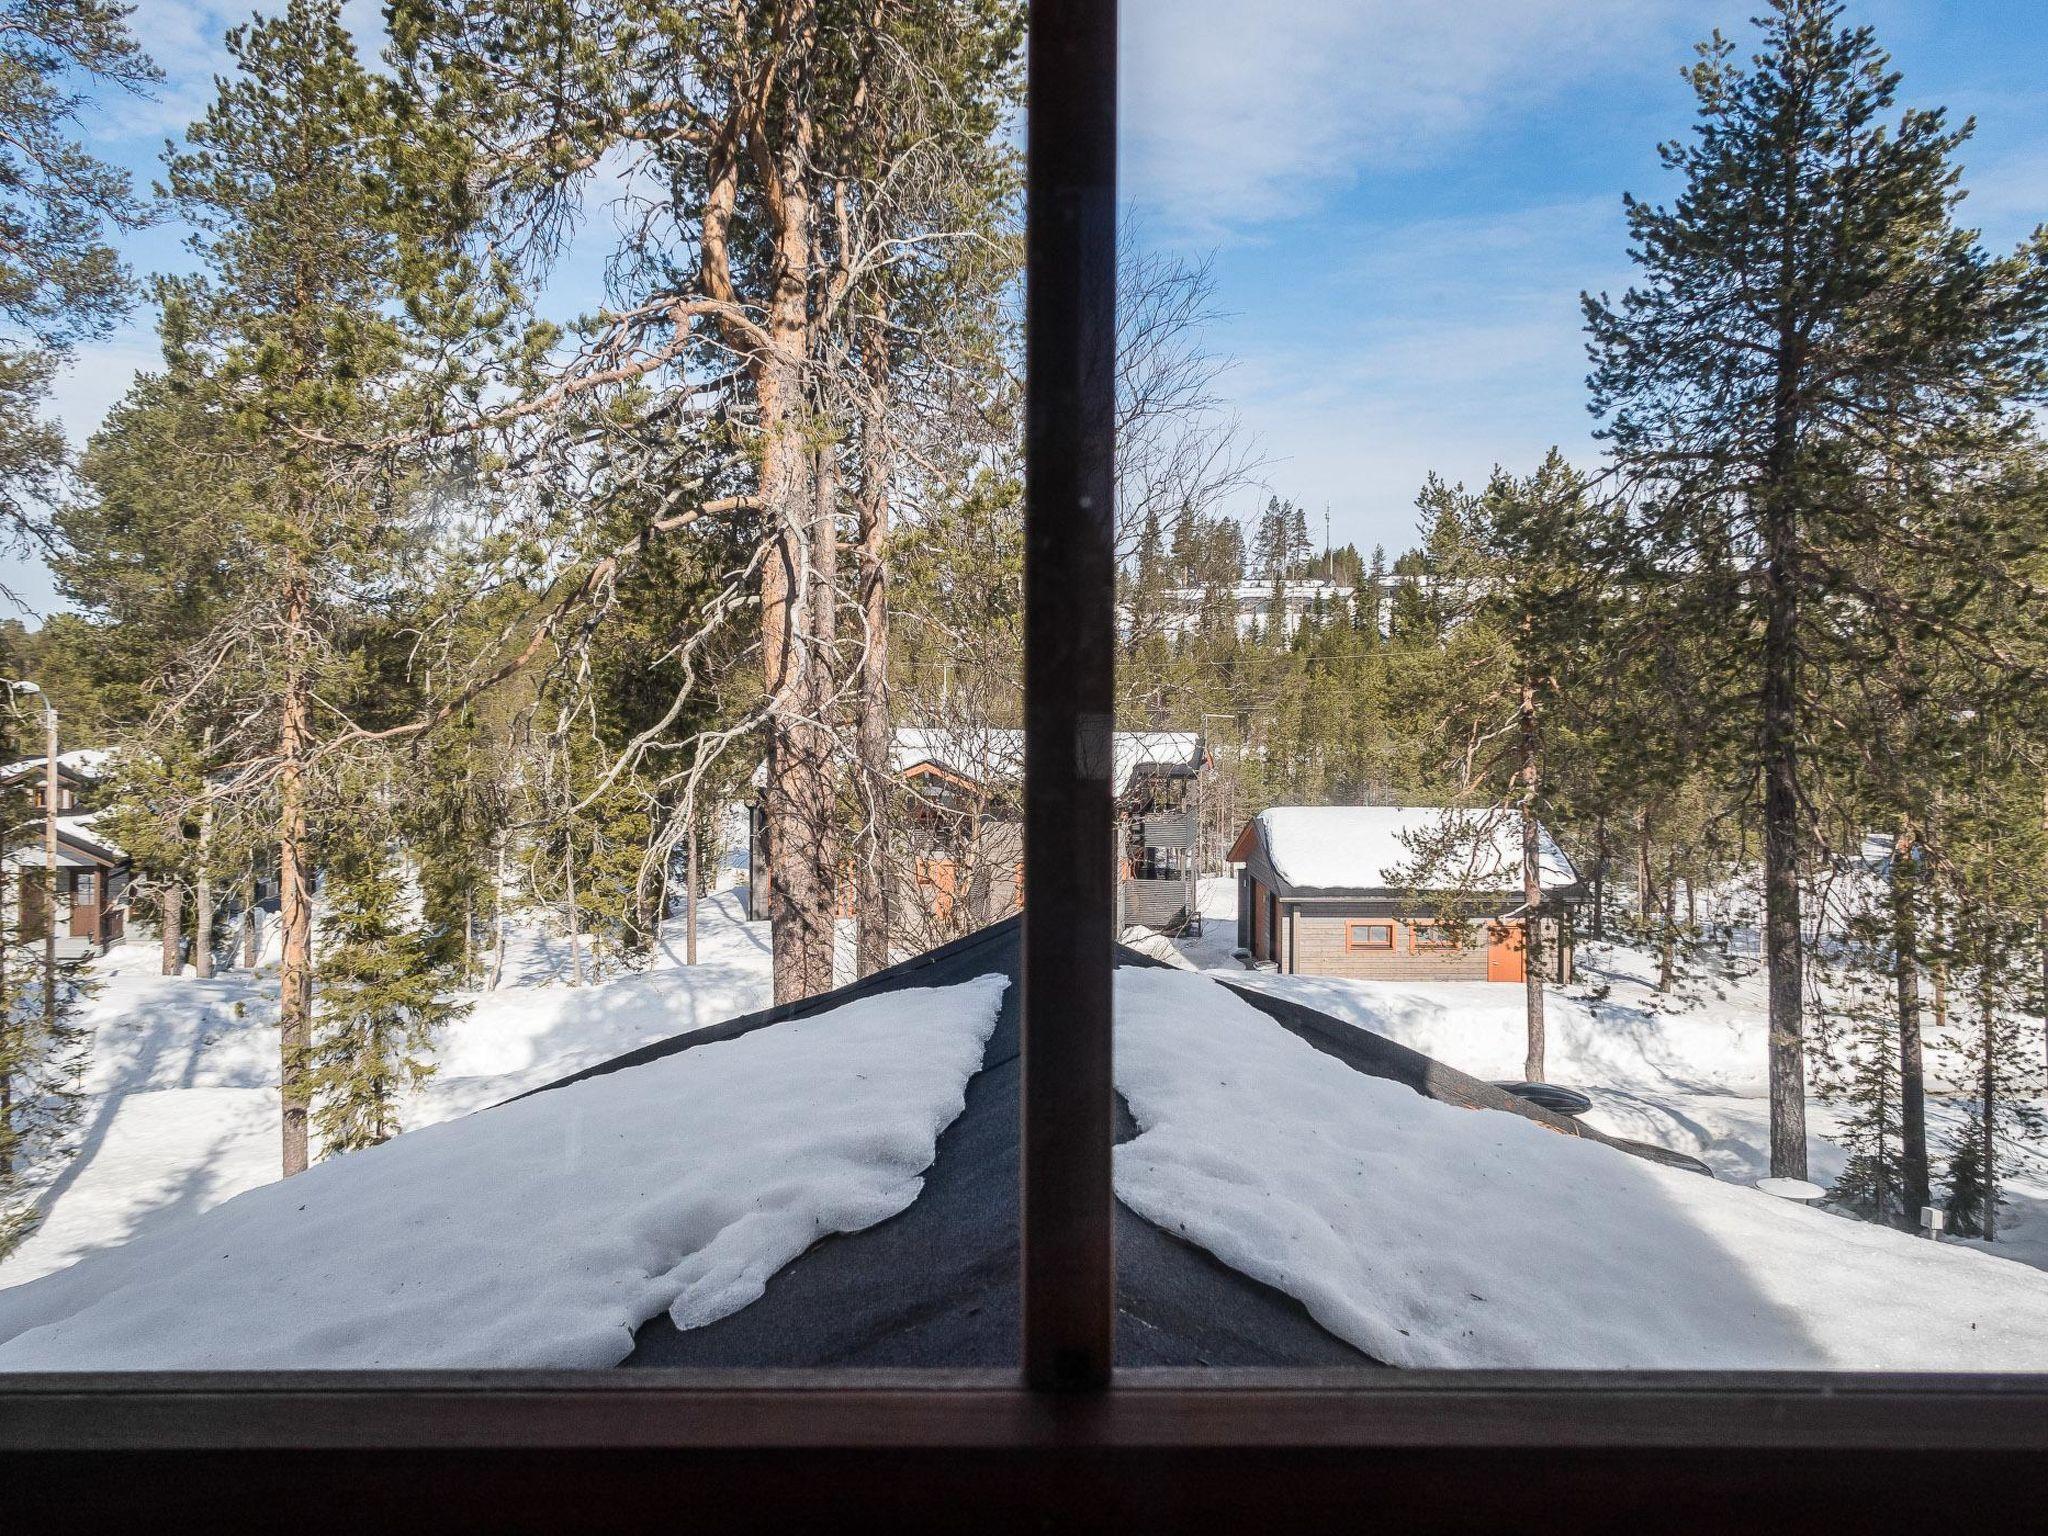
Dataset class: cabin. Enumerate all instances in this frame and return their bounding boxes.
[1228,805,1581,983]
[0,752,132,956]
[746,727,1208,938]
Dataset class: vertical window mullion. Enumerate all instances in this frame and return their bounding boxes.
[1021,0,1118,1393]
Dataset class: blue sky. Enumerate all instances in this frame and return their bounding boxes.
[9,0,2046,616]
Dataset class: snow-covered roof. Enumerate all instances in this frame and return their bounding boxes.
[892,727,1201,797]
[749,728,1204,797]
[1116,968,2048,1369]
[7,944,2048,1373]
[1239,804,1577,893]
[5,811,128,868]
[0,749,113,782]
[0,976,1008,1369]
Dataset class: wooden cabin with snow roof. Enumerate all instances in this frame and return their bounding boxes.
[1228,805,1582,983]
[0,751,133,956]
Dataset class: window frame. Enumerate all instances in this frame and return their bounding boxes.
[1344,919,1394,952]
[1408,918,1455,950]
[4,1,2047,1519]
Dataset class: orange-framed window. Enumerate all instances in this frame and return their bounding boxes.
[1344,920,1393,952]
[1409,919,1456,950]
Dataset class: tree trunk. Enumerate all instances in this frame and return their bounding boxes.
[488,834,508,991]
[193,797,215,981]
[41,707,56,1028]
[278,708,313,1179]
[1892,818,1930,1221]
[853,297,895,978]
[1980,937,1998,1243]
[241,869,260,969]
[160,881,185,977]
[685,818,699,966]
[757,391,836,1000]
[1760,480,1809,1181]
[563,808,585,987]
[1635,809,1654,932]
[1591,814,1607,940]
[712,5,836,1006]
[1658,847,1677,994]
[277,576,314,1178]
[1519,662,1545,1083]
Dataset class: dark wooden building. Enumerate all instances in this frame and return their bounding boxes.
[0,752,132,955]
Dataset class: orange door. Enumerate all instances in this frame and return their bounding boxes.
[1486,920,1526,983]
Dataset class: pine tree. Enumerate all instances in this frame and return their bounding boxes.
[102,0,452,1174]
[1583,0,2048,1177]
[393,0,1023,1003]
[0,1,157,558]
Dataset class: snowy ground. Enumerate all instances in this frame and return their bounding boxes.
[1173,875,2048,1272]
[0,886,776,1291]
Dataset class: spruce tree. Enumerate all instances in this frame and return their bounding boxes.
[310,802,465,1155]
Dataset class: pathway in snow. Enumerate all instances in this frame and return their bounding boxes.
[0,888,775,1291]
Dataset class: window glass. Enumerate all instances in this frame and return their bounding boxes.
[1118,0,2048,1374]
[0,0,1027,1376]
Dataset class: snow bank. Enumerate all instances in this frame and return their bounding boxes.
[0,976,1006,1370]
[1251,805,1575,891]
[1229,962,1770,1097]
[0,890,777,1289]
[1113,966,2048,1370]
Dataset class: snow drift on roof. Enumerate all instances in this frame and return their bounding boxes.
[1250,804,1575,891]
[889,727,1200,796]
[0,975,1007,1370]
[1113,967,2048,1369]
[0,748,113,781]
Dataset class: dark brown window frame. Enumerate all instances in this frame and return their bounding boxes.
[1345,919,1394,952]
[6,3,2048,1525]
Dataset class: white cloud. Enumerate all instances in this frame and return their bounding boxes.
[1118,0,1686,236]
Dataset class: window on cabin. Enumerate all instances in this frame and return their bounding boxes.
[1345,921,1393,951]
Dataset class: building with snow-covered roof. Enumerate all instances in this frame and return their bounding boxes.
[0,753,132,956]
[746,727,1209,941]
[1228,805,1582,983]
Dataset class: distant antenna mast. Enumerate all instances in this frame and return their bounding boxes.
[1323,504,1332,582]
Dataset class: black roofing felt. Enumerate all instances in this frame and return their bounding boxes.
[510,915,1698,1369]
